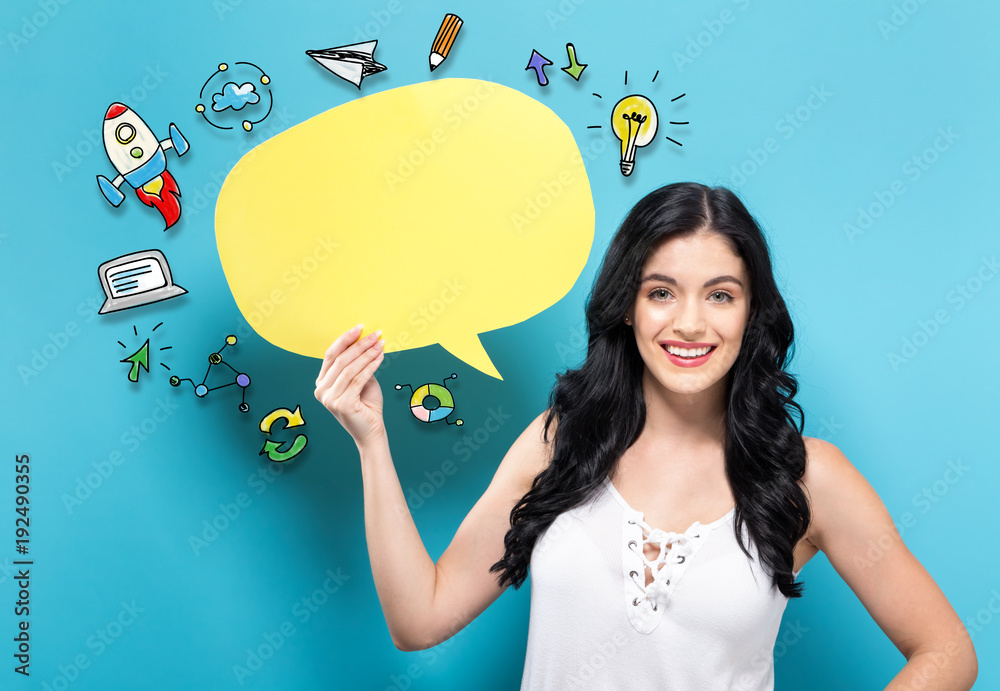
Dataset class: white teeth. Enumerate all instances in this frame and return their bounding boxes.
[664,345,713,358]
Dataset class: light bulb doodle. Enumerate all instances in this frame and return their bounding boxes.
[395,373,463,426]
[169,335,252,412]
[611,95,658,176]
[259,406,308,463]
[589,70,689,177]
[118,321,172,383]
[195,62,273,133]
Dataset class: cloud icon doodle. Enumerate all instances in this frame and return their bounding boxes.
[213,82,260,112]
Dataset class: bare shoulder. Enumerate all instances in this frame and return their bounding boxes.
[504,408,558,494]
[797,439,976,675]
[799,435,889,553]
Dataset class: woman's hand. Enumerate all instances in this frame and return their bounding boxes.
[314,324,386,448]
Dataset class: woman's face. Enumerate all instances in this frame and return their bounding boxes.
[626,229,752,396]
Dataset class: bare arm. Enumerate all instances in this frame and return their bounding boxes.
[314,326,555,651]
[364,409,555,651]
[802,437,978,690]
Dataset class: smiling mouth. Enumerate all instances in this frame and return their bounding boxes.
[661,344,716,359]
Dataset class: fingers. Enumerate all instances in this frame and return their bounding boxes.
[317,324,365,384]
[325,333,384,402]
[347,344,385,395]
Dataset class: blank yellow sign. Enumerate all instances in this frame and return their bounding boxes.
[215,78,594,380]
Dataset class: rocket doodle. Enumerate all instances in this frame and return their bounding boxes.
[96,103,189,230]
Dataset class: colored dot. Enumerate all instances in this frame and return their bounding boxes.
[261,75,270,85]
[219,63,228,71]
[226,335,237,345]
[169,376,180,386]
[196,104,205,113]
[236,373,251,388]
[242,121,253,131]
[239,403,250,413]
[456,419,464,426]
[130,147,142,158]
[195,385,209,397]
[209,353,222,365]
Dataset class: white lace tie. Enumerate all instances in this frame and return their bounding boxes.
[626,518,699,610]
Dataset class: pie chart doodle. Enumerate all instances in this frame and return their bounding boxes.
[396,373,463,426]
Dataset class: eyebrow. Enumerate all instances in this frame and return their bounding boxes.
[640,273,745,289]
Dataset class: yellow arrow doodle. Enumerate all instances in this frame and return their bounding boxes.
[259,406,305,434]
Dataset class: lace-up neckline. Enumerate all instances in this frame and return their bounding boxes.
[603,476,735,634]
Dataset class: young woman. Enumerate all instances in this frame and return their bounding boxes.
[314,183,977,690]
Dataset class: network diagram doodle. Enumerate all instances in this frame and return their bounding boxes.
[396,373,463,426]
[118,321,172,383]
[169,335,252,412]
[195,62,273,132]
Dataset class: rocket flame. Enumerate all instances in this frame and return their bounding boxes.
[135,171,181,229]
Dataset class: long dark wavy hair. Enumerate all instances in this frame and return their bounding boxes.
[489,182,809,598]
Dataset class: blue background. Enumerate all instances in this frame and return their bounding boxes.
[2,0,998,688]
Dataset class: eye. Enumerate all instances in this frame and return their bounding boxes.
[116,123,135,145]
[647,288,735,303]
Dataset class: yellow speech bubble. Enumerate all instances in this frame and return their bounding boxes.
[215,78,594,380]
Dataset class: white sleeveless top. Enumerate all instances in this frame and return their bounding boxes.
[520,476,802,690]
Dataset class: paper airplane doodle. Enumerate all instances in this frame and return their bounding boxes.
[306,40,387,89]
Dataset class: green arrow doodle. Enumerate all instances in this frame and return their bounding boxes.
[260,435,308,462]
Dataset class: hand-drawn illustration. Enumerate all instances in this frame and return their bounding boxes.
[215,78,595,381]
[429,13,463,72]
[118,322,172,383]
[396,374,464,426]
[561,43,587,81]
[259,406,308,462]
[169,335,251,412]
[525,49,553,86]
[195,62,273,132]
[611,94,658,176]
[97,249,187,315]
[306,40,387,89]
[121,339,149,383]
[96,103,189,230]
[589,71,688,176]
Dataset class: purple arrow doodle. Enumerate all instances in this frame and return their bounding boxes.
[525,49,553,86]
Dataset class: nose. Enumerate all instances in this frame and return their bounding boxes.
[673,295,705,337]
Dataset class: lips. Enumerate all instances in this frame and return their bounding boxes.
[661,343,716,368]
